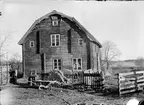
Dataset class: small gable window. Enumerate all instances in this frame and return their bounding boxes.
[51,34,60,47]
[30,41,34,47]
[78,39,83,45]
[51,16,59,26]
[52,20,59,26]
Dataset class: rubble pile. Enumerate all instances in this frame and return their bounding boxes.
[47,70,68,83]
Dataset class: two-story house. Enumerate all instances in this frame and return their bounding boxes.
[18,10,102,78]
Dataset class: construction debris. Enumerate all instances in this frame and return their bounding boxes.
[46,69,69,83]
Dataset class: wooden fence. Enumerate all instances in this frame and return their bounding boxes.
[118,70,144,95]
[65,71,104,91]
[0,66,9,85]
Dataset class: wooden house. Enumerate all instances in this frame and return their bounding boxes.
[18,10,102,78]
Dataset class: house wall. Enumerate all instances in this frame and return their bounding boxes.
[23,15,93,77]
[23,31,41,77]
[90,42,101,73]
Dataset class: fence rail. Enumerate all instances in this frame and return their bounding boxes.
[118,70,144,95]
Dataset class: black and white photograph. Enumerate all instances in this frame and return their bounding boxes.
[0,0,144,105]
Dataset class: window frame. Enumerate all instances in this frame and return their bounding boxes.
[78,39,83,46]
[30,69,36,76]
[51,34,60,47]
[53,58,62,70]
[29,41,35,47]
[51,16,59,26]
[72,58,82,71]
[52,20,59,26]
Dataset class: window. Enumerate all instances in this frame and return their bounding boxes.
[30,41,34,47]
[51,16,58,20]
[51,16,59,26]
[51,34,60,47]
[30,70,36,76]
[53,59,62,70]
[52,20,59,26]
[72,58,82,70]
[78,39,83,45]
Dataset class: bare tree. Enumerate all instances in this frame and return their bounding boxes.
[0,29,14,62]
[0,34,11,59]
[9,53,22,70]
[101,41,121,72]
[135,57,144,70]
[9,53,23,78]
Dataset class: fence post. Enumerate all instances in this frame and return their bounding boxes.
[82,71,84,85]
[118,73,121,96]
[133,71,138,92]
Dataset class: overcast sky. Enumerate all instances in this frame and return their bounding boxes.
[0,0,144,60]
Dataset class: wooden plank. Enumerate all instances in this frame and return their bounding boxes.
[136,71,144,74]
[120,81,135,86]
[119,85,135,90]
[138,87,143,90]
[119,72,134,77]
[137,83,144,87]
[119,77,136,82]
[137,76,144,80]
[120,88,136,95]
[119,75,135,81]
[137,79,144,83]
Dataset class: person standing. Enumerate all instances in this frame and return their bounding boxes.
[14,69,18,84]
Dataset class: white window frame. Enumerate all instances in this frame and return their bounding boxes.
[53,59,62,70]
[29,41,34,47]
[72,58,82,71]
[78,39,83,45]
[51,16,59,26]
[51,34,60,47]
[52,20,59,26]
[51,16,58,20]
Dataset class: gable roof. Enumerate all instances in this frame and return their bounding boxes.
[18,10,102,48]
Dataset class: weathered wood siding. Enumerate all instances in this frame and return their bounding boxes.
[23,15,96,77]
[90,42,101,73]
[24,31,41,77]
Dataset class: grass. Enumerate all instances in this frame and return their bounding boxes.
[1,78,144,105]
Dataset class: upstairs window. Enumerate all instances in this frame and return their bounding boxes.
[29,41,34,47]
[78,39,83,45]
[52,20,59,26]
[72,58,82,70]
[51,34,60,47]
[51,16,59,26]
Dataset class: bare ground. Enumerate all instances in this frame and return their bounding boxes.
[1,78,144,105]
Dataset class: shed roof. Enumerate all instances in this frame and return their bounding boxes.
[18,10,102,47]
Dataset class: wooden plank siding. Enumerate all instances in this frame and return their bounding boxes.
[22,13,101,79]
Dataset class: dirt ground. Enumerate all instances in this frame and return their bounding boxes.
[0,79,144,105]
